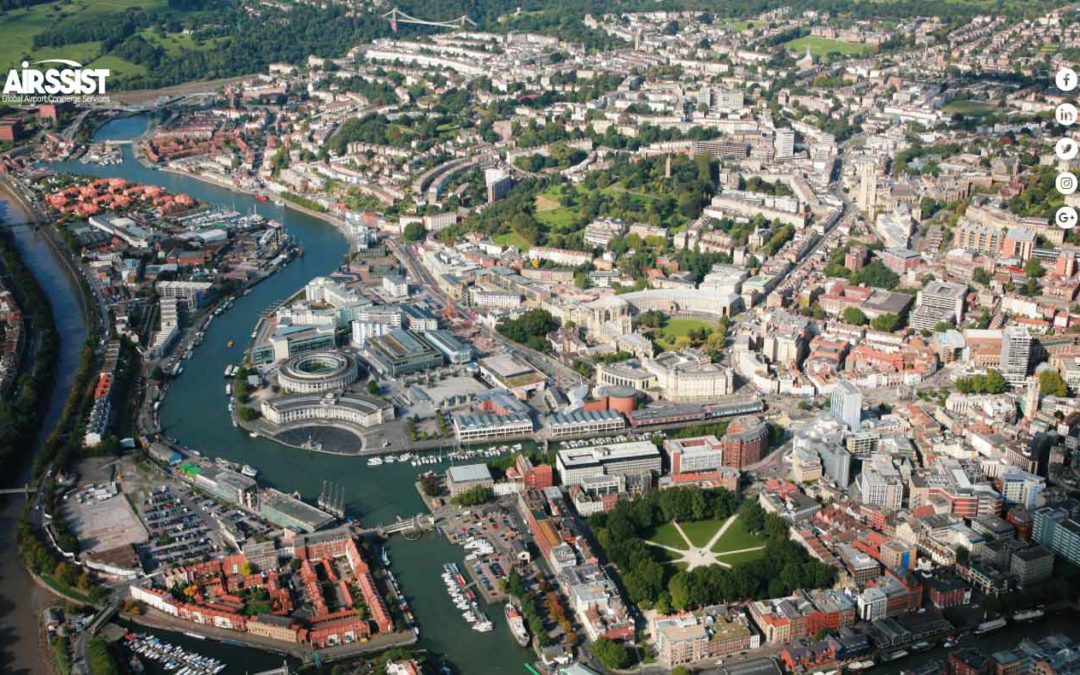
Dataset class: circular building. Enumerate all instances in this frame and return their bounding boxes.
[721,416,770,469]
[277,351,359,393]
[597,385,638,416]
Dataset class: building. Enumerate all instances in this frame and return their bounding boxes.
[830,380,863,432]
[911,281,966,329]
[664,436,726,475]
[999,467,1045,510]
[260,392,394,429]
[644,349,735,402]
[774,128,796,160]
[1033,507,1080,566]
[253,324,337,364]
[155,280,214,309]
[382,274,408,298]
[857,455,904,511]
[1009,544,1054,585]
[424,329,473,364]
[363,329,444,376]
[276,351,359,393]
[446,464,494,497]
[547,409,626,438]
[452,411,534,442]
[478,354,547,399]
[998,326,1032,386]
[259,489,337,532]
[722,417,770,468]
[557,440,662,486]
[653,610,756,668]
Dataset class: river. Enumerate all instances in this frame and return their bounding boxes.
[0,184,89,671]
[44,114,535,673]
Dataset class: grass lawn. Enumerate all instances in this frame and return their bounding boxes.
[535,193,561,211]
[645,522,690,550]
[718,18,764,31]
[942,99,998,116]
[493,231,531,250]
[710,515,766,554]
[677,518,728,548]
[715,548,766,566]
[533,186,580,230]
[140,28,226,57]
[784,36,872,57]
[654,317,715,352]
[30,41,103,67]
[87,54,146,77]
[0,0,162,70]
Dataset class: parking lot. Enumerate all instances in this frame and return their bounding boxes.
[441,498,532,603]
[140,486,218,569]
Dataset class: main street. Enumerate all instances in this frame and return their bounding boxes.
[387,238,586,388]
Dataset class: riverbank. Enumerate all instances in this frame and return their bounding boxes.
[155,164,351,232]
[0,192,90,674]
[130,607,418,662]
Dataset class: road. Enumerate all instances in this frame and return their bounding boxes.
[387,239,586,388]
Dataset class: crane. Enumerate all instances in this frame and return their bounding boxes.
[382,7,477,33]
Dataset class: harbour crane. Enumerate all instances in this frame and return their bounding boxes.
[382,7,477,33]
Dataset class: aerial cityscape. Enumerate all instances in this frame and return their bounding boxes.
[1,1,1080,675]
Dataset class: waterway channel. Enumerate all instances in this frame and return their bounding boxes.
[46,114,535,673]
[0,182,89,672]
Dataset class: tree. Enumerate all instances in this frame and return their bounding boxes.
[403,222,425,242]
[451,486,492,506]
[1025,257,1045,279]
[1039,370,1069,397]
[985,369,1007,394]
[367,379,380,396]
[592,637,632,669]
[495,309,559,353]
[973,267,993,285]
[842,307,867,326]
[150,365,164,381]
[668,571,692,610]
[871,313,902,332]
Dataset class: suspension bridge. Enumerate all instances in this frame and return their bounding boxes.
[382,7,476,33]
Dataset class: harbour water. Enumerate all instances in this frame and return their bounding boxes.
[874,611,1080,674]
[45,114,535,672]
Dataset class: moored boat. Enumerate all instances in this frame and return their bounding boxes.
[505,603,530,647]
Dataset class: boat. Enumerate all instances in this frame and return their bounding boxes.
[1011,609,1045,622]
[848,660,875,671]
[225,383,232,396]
[911,641,932,652]
[505,603,530,647]
[974,617,1007,634]
[241,464,258,478]
[368,457,383,466]
[942,638,959,649]
[249,431,259,438]
[881,650,909,662]
[255,194,268,202]
[226,340,235,348]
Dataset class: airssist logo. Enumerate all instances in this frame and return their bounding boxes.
[2,59,110,103]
